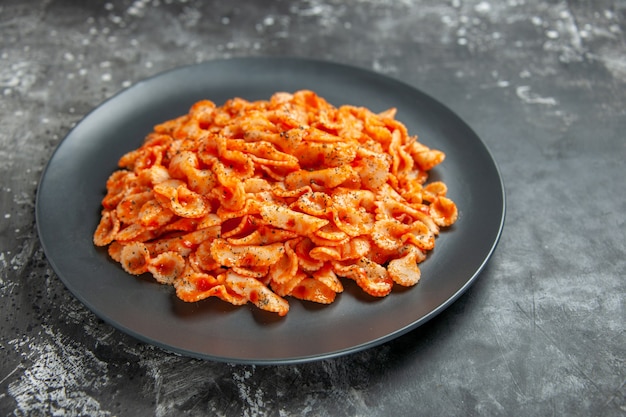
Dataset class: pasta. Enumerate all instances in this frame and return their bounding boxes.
[93,90,458,316]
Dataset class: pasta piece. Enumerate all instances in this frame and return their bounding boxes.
[387,245,424,287]
[333,258,393,297]
[372,219,413,251]
[115,191,153,223]
[101,171,136,209]
[227,226,297,246]
[314,224,349,243]
[138,199,175,228]
[211,160,247,211]
[93,210,120,246]
[353,147,391,191]
[292,140,357,168]
[147,227,221,256]
[169,151,216,195]
[408,140,446,171]
[232,265,270,279]
[337,237,371,261]
[284,165,356,190]
[429,196,459,227]
[220,215,250,239]
[229,140,300,168]
[226,272,289,316]
[153,179,210,218]
[403,221,435,251]
[309,246,341,262]
[330,189,376,237]
[288,277,336,304]
[312,264,344,293]
[175,272,247,305]
[422,181,448,202]
[147,251,186,285]
[308,232,350,247]
[107,241,124,262]
[116,223,156,242]
[293,238,325,271]
[259,204,329,236]
[270,270,307,297]
[120,242,150,275]
[141,165,171,186]
[161,217,199,232]
[210,239,285,268]
[293,192,332,217]
[268,239,299,284]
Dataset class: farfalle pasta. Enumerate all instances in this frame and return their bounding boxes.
[93,90,457,316]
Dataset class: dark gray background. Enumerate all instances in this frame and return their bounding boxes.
[1,0,624,416]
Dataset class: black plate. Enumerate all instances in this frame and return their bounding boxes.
[36,57,505,364]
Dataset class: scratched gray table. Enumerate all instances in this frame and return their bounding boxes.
[1,1,624,416]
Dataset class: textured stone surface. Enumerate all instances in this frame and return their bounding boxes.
[1,0,625,415]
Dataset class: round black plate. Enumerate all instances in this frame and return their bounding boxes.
[36,57,505,364]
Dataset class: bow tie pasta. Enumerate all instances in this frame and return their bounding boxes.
[94,90,457,316]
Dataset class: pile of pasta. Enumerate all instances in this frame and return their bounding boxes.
[93,90,458,316]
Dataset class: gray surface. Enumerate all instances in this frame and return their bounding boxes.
[0,0,624,415]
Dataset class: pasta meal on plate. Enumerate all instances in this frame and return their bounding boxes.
[93,90,458,316]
